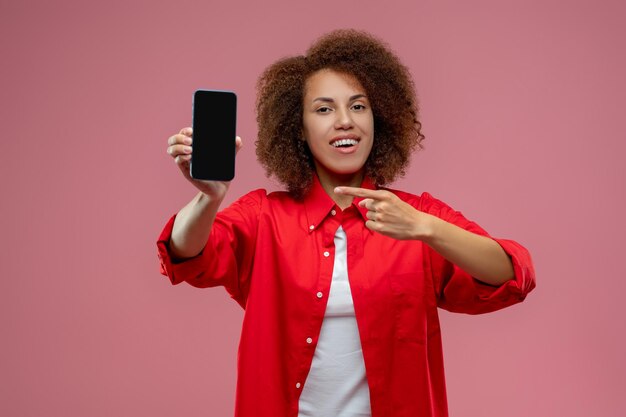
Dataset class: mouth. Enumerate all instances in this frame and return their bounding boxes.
[330,135,360,148]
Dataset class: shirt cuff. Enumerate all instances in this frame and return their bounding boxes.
[156,214,205,285]
[471,237,536,306]
[441,237,536,314]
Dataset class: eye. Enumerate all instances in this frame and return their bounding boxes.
[316,106,332,113]
[351,103,367,111]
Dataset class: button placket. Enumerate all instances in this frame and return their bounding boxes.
[298,219,335,395]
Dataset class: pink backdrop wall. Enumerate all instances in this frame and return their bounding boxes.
[2,0,625,415]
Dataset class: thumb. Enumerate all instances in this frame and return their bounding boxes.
[235,136,243,154]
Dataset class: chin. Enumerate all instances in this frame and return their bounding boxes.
[328,166,366,178]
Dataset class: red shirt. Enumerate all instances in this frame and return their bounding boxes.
[156,177,535,417]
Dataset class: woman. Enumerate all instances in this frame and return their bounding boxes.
[158,30,535,417]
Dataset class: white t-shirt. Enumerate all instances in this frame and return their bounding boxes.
[298,226,372,417]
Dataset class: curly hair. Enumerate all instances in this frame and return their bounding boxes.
[255,29,425,198]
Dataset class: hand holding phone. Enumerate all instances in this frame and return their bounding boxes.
[191,90,237,181]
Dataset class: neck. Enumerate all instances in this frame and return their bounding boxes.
[315,170,364,210]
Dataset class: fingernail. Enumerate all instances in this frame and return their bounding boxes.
[183,137,191,145]
[184,146,192,153]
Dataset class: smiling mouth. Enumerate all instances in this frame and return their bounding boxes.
[331,138,359,148]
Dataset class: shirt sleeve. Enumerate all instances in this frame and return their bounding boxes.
[418,192,536,315]
[156,189,265,308]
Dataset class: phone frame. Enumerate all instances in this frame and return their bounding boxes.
[190,89,237,181]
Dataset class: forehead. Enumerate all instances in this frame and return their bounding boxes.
[304,69,366,97]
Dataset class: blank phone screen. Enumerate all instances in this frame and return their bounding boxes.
[191,90,237,181]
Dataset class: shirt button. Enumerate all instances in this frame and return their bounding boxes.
[331,209,336,216]
[296,382,302,389]
[323,251,330,257]
[306,337,313,344]
[309,225,315,230]
[316,292,323,298]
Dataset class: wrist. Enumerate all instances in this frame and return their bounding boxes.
[196,191,225,212]
[414,213,440,243]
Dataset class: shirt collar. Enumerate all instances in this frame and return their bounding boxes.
[303,174,377,233]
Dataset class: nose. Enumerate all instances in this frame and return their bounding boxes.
[334,107,353,130]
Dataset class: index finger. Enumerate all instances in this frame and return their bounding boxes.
[334,186,386,199]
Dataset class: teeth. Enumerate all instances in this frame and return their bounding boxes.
[332,139,358,147]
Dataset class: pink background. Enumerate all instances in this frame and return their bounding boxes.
[2,0,625,415]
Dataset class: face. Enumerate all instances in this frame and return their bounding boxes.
[302,69,374,186]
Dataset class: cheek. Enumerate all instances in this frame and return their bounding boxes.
[302,116,326,140]
[358,112,375,133]
[303,134,324,157]
[363,120,375,144]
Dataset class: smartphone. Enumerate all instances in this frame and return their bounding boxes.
[190,89,237,181]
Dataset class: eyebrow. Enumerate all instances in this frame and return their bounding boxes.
[312,94,368,103]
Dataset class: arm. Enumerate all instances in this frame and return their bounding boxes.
[159,129,260,305]
[420,216,513,286]
[170,191,223,259]
[166,127,243,259]
[334,187,513,286]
